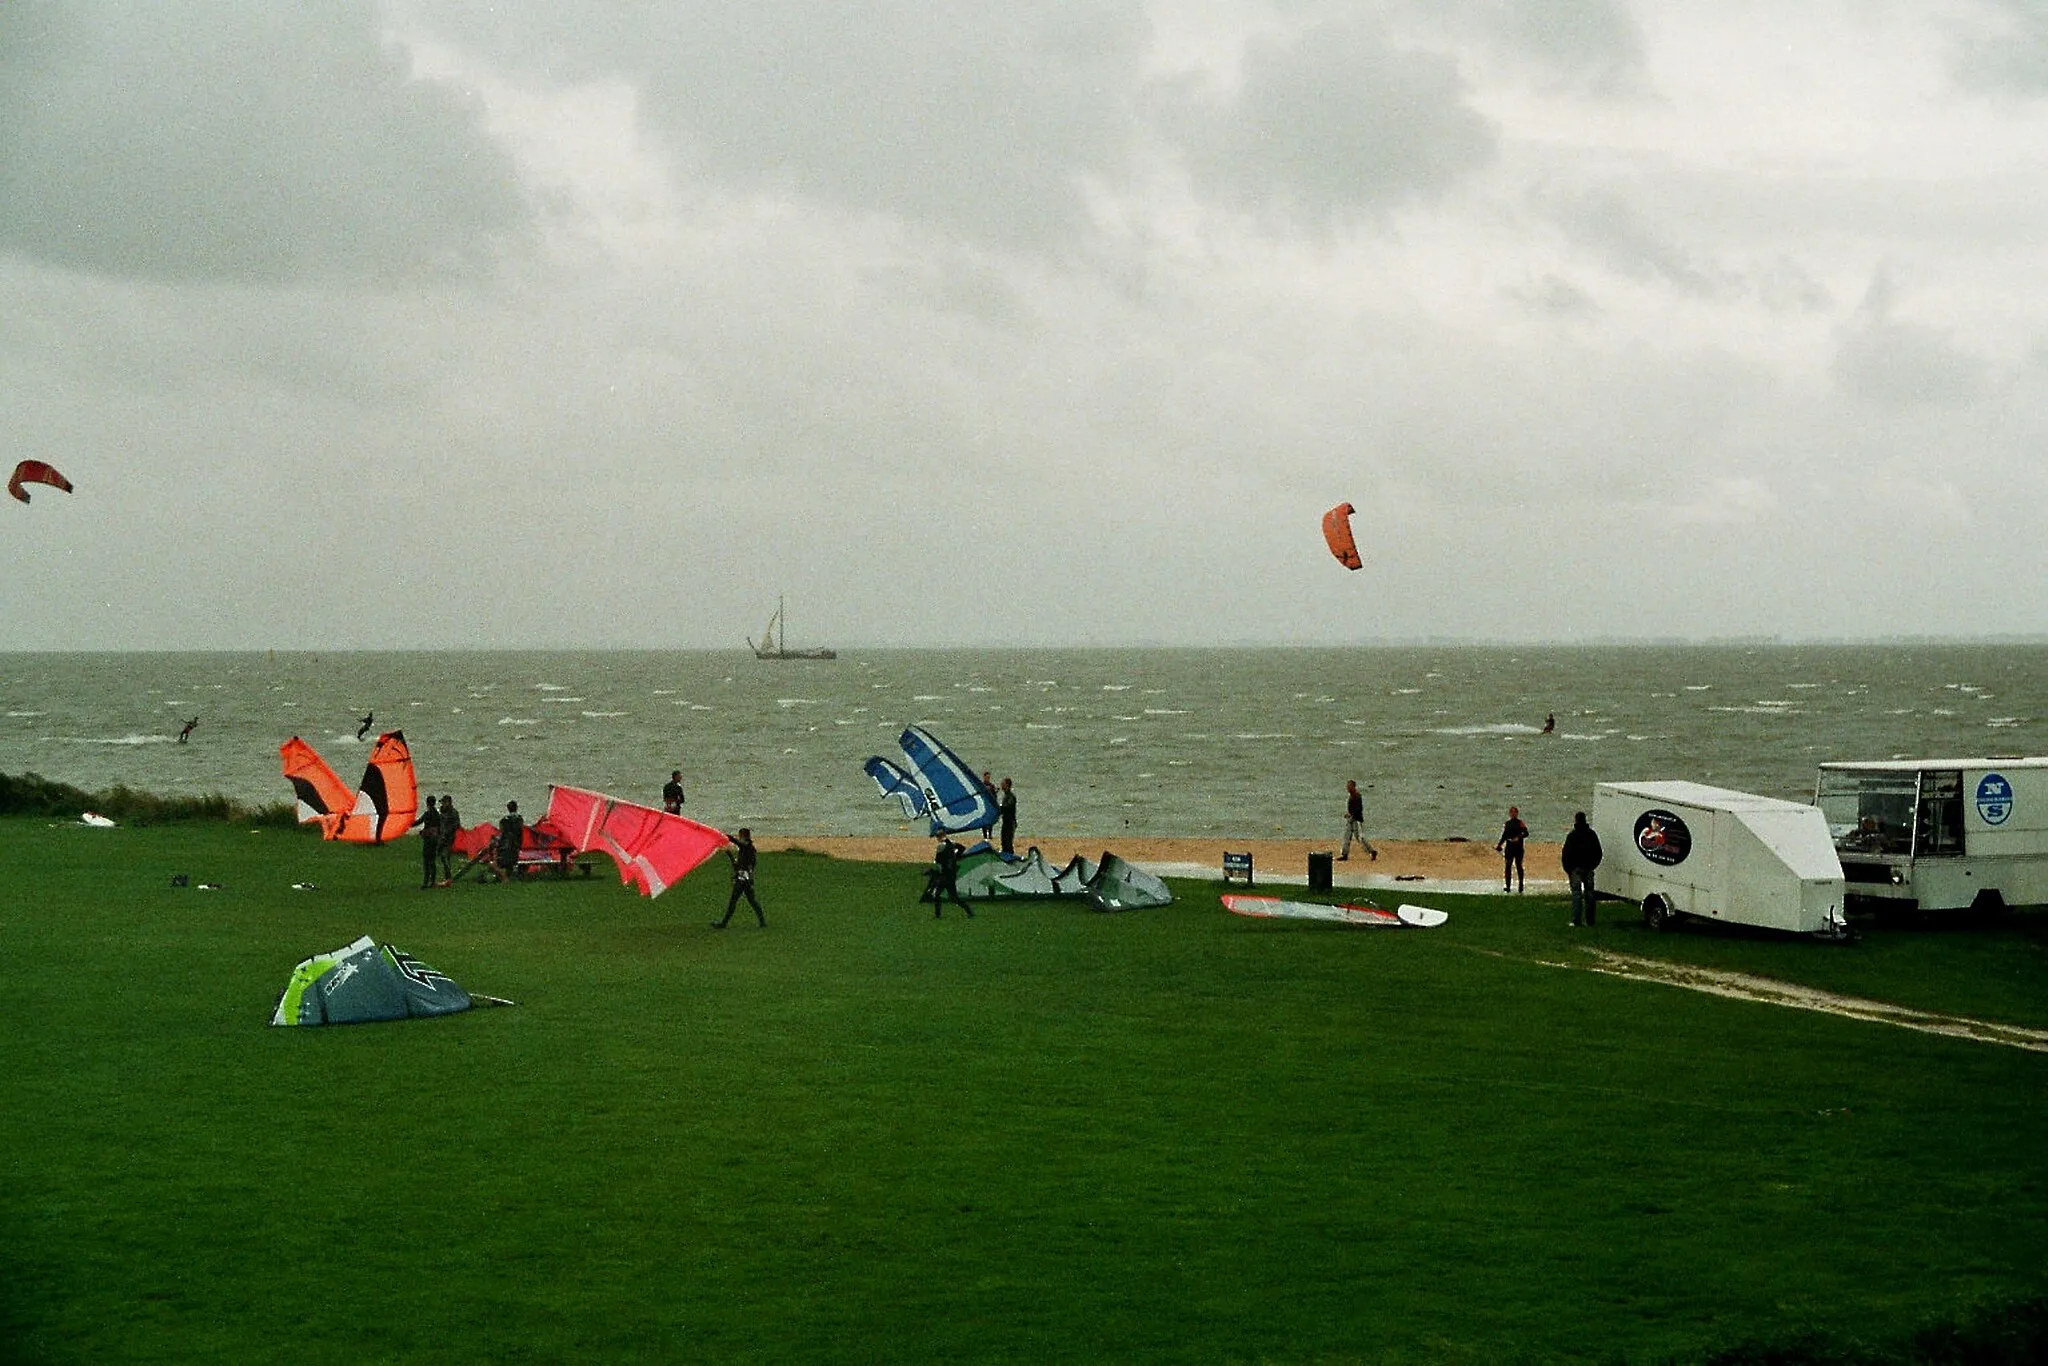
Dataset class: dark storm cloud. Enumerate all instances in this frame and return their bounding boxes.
[1157,18,1497,226]
[0,2,525,283]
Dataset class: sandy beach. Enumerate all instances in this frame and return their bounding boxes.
[756,834,1567,894]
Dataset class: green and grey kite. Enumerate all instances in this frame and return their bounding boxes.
[270,935,508,1027]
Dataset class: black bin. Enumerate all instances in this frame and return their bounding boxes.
[1307,850,1334,893]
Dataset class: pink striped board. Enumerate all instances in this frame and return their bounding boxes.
[1221,895,1447,928]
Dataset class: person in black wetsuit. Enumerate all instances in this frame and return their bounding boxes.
[997,779,1018,857]
[356,712,375,740]
[418,798,444,890]
[712,828,765,928]
[923,836,975,918]
[1496,805,1529,893]
[662,770,685,814]
[435,795,460,883]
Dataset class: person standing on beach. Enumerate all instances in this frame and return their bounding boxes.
[662,770,686,814]
[1562,811,1603,927]
[998,778,1018,857]
[494,800,525,883]
[923,836,975,917]
[712,828,765,928]
[1496,805,1529,893]
[436,795,460,884]
[418,797,444,890]
[1339,780,1378,861]
[979,771,997,842]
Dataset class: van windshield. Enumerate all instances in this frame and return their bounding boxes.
[1816,770,1917,856]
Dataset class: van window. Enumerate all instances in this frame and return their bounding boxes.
[1817,769,1916,856]
[1914,771,1964,856]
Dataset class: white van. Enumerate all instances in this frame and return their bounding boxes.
[1592,781,1850,938]
[1814,757,2048,913]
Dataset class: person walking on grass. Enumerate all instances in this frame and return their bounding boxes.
[1563,811,1603,927]
[923,835,975,918]
[712,828,765,928]
[1496,805,1529,893]
[435,795,460,884]
[418,795,444,890]
[1339,780,1378,861]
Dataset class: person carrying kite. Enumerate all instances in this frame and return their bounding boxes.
[712,828,765,929]
[493,801,525,883]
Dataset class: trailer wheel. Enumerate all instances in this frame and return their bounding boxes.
[1643,894,1673,932]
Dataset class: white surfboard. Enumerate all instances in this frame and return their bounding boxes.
[1221,894,1446,929]
[79,811,116,828]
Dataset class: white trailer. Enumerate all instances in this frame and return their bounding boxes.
[1814,756,2048,913]
[1592,781,1849,938]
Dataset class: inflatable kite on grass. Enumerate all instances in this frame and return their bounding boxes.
[270,935,512,1027]
[1322,502,1362,570]
[278,731,418,843]
[8,460,73,504]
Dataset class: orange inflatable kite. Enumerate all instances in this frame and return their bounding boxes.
[1322,502,1362,570]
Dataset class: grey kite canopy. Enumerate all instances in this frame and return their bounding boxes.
[270,935,506,1027]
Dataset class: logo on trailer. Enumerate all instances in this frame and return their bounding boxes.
[1633,809,1692,866]
[1976,773,2013,827]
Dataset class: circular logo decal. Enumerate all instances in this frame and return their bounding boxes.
[1633,809,1692,866]
[1976,773,2013,827]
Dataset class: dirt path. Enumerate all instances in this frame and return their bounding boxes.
[1541,947,2048,1053]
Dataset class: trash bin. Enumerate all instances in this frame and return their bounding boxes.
[1307,850,1334,893]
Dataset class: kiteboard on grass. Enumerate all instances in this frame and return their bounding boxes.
[1221,894,1448,929]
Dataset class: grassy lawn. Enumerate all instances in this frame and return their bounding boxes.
[2,817,2044,1363]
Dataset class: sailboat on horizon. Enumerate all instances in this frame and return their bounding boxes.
[748,596,837,660]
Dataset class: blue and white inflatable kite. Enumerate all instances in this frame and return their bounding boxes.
[864,725,999,837]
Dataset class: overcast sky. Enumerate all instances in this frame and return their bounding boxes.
[4,0,2047,649]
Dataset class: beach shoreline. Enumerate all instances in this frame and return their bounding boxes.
[756,834,1568,894]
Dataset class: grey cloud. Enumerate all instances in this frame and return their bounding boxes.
[1945,0,2048,92]
[400,1,1151,255]
[1833,270,1991,407]
[1156,19,1496,227]
[1546,187,1732,297]
[0,2,526,284]
[1391,0,1645,92]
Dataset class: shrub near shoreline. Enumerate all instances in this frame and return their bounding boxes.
[0,770,297,827]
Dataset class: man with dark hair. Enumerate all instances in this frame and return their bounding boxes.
[712,828,765,928]
[1563,811,1604,928]
[1496,806,1529,893]
[923,836,975,918]
[997,779,1018,857]
[1339,780,1377,861]
[495,800,525,883]
[662,770,686,815]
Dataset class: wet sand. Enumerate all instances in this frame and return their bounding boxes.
[755,834,1566,893]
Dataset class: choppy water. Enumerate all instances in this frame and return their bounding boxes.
[1,646,2042,843]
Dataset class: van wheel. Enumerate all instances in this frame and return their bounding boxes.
[1643,895,1673,932]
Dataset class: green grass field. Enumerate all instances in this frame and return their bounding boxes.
[3,816,2044,1364]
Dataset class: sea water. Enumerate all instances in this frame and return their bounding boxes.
[1,645,2041,844]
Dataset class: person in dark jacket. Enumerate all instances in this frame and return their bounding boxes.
[922,836,975,918]
[712,828,765,928]
[494,800,525,883]
[436,795,460,884]
[1562,811,1604,927]
[662,770,685,814]
[418,798,444,890]
[997,779,1018,857]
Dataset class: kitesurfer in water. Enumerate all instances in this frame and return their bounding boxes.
[493,800,525,883]
[1542,712,1556,735]
[1496,806,1529,893]
[1339,780,1378,861]
[712,829,765,928]
[356,712,375,741]
[923,836,975,918]
[418,797,444,890]
[436,795,460,884]
[176,717,198,744]
[663,770,686,814]
[998,778,1018,856]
